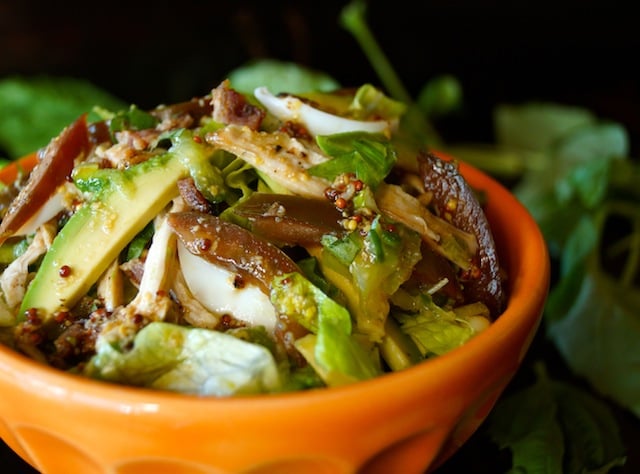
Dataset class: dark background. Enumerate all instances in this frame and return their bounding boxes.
[1,1,639,472]
[2,0,639,152]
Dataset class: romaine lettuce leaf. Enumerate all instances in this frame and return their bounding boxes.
[271,272,380,386]
[394,295,475,357]
[85,322,281,396]
[311,131,397,188]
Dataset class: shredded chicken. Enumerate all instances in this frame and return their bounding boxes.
[376,183,477,271]
[97,129,162,169]
[96,259,125,312]
[207,125,331,198]
[98,204,179,346]
[0,222,57,309]
[170,267,221,329]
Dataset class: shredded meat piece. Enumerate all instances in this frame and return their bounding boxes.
[0,222,57,309]
[51,321,95,368]
[151,96,213,130]
[169,269,221,329]
[120,256,146,288]
[211,80,265,129]
[279,121,312,141]
[115,129,159,151]
[177,177,214,214]
[100,129,162,169]
[207,125,330,198]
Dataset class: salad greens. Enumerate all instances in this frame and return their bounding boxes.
[85,321,281,396]
[493,105,640,422]
[0,71,500,397]
[272,272,380,386]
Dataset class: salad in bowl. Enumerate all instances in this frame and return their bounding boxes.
[0,79,505,396]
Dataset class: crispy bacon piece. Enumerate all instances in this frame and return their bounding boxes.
[210,80,265,130]
[177,177,214,214]
[150,96,213,130]
[418,151,505,317]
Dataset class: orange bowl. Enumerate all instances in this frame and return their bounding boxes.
[0,152,549,474]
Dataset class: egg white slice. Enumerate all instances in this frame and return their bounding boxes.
[177,240,277,332]
[254,86,390,136]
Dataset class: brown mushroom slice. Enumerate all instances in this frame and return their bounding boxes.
[231,193,346,247]
[167,211,309,359]
[0,114,91,244]
[408,242,465,306]
[418,151,505,317]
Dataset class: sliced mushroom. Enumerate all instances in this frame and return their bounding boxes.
[168,212,300,291]
[418,151,505,316]
[408,242,465,305]
[231,193,346,247]
[0,114,91,244]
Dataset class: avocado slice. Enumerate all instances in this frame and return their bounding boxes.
[19,152,188,321]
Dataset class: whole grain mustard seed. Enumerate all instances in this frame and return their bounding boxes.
[59,265,72,278]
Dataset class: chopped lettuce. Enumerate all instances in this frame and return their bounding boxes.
[271,272,380,386]
[394,294,476,357]
[318,215,423,341]
[348,84,407,121]
[85,322,281,396]
[311,131,397,188]
[107,104,159,134]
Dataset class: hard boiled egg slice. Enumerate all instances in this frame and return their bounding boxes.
[177,240,277,332]
[254,86,391,136]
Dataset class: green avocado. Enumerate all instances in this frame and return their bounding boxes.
[19,152,187,321]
